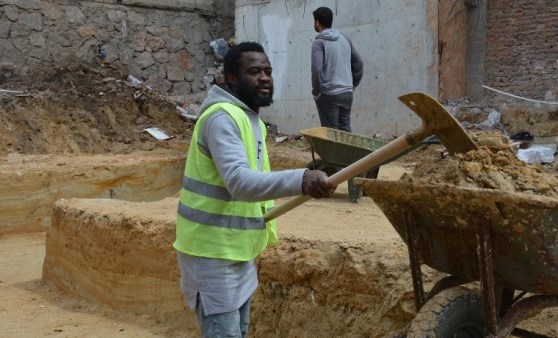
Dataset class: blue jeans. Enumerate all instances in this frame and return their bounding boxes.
[196,294,251,338]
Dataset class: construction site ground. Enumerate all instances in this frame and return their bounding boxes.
[1,62,557,337]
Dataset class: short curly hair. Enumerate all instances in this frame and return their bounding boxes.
[223,42,266,81]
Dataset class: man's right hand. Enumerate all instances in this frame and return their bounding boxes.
[302,170,336,199]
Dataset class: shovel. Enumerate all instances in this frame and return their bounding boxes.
[264,92,478,222]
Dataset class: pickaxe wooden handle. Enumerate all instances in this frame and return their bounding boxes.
[263,92,477,222]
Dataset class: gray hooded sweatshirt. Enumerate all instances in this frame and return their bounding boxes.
[311,28,364,96]
[177,84,306,316]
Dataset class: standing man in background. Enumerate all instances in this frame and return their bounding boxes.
[311,6,364,132]
[174,41,334,338]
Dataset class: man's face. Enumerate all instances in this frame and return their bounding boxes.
[231,51,273,111]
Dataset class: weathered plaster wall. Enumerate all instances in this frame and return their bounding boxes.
[0,0,234,95]
[235,0,438,138]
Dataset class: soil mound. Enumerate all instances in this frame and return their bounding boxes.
[401,131,558,197]
[1,60,193,156]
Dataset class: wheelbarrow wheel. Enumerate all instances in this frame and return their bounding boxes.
[407,286,484,338]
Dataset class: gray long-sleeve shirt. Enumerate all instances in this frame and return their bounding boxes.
[178,85,306,316]
[311,28,364,96]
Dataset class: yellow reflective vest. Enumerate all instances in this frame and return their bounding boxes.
[173,102,277,261]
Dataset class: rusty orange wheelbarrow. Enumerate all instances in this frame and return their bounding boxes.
[356,179,558,338]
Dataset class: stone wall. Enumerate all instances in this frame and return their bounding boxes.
[485,0,558,100]
[0,0,234,95]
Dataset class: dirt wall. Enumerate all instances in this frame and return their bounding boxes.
[42,186,442,338]
[0,152,185,234]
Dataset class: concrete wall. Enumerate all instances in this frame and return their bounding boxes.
[235,0,438,138]
[0,0,234,95]
[466,0,487,100]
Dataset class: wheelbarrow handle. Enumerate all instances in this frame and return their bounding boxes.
[264,135,412,222]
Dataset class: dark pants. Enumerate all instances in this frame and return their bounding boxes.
[315,92,353,132]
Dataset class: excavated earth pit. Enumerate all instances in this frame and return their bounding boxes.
[2,62,558,337]
[41,177,433,337]
[1,61,427,337]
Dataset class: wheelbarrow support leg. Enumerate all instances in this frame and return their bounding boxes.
[477,221,499,337]
[405,211,425,311]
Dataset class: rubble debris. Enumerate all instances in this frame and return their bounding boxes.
[127,75,144,88]
[176,106,198,122]
[510,131,534,141]
[0,89,24,94]
[480,109,501,128]
[97,44,107,61]
[265,122,278,133]
[201,65,225,89]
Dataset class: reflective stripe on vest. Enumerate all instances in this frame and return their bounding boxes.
[173,102,277,261]
[177,202,265,230]
[182,176,234,202]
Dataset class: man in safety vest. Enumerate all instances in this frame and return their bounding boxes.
[174,41,335,338]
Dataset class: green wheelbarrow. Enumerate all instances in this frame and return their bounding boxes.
[300,127,387,203]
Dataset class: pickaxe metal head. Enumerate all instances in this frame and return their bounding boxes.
[398,92,478,154]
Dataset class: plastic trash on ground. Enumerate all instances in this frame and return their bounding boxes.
[127,75,143,88]
[144,127,171,140]
[517,144,557,164]
[210,38,228,61]
[177,105,199,122]
[481,109,501,128]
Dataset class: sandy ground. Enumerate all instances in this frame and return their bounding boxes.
[2,153,558,337]
[2,60,558,338]
[0,166,407,338]
[1,232,168,338]
[1,231,208,338]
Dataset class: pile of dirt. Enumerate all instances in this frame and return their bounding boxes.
[0,59,302,158]
[401,131,558,197]
[0,60,194,156]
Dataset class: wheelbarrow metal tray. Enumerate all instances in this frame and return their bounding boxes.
[356,179,558,296]
[300,127,387,167]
